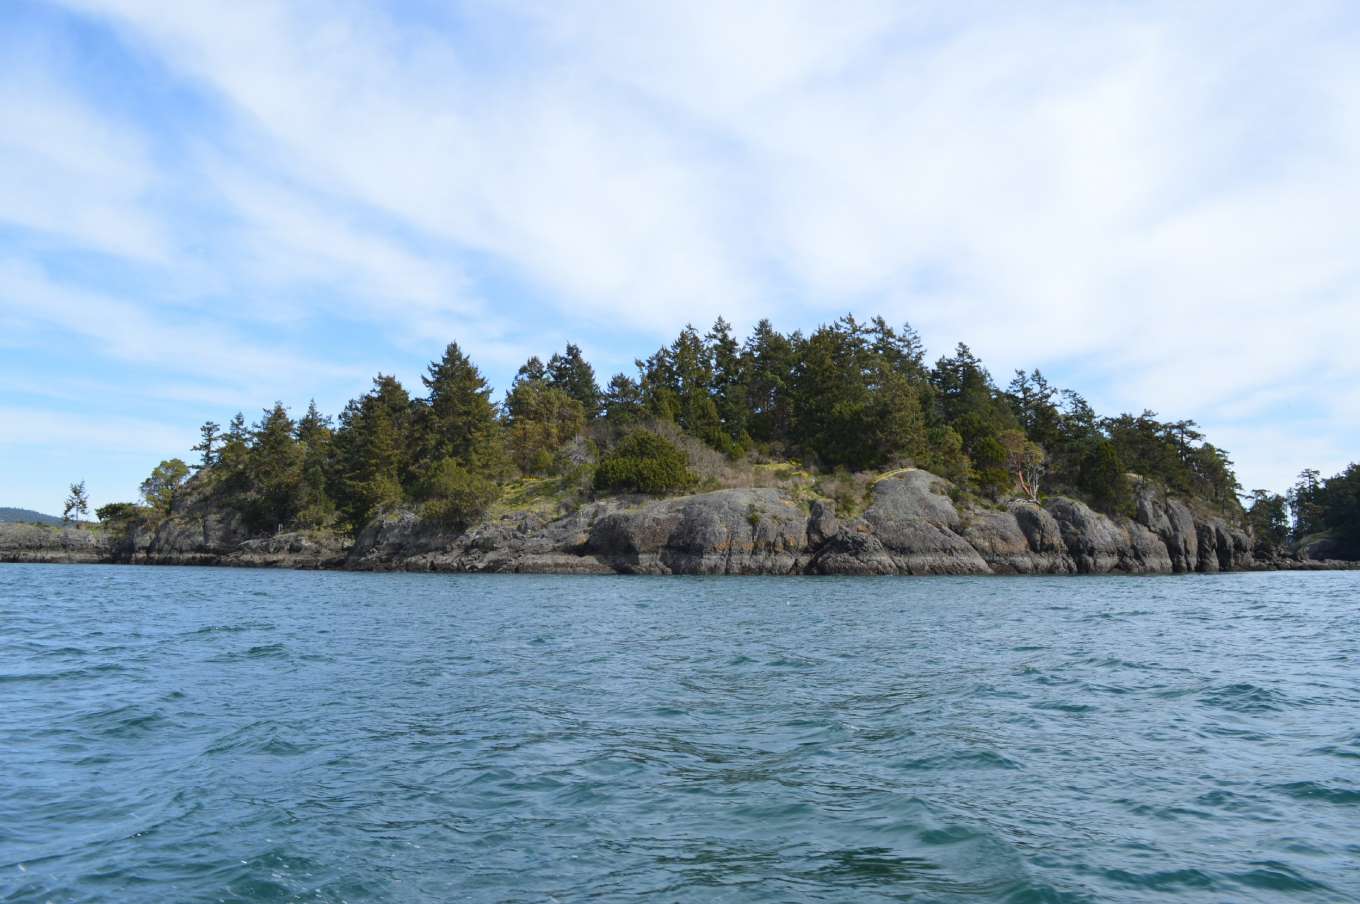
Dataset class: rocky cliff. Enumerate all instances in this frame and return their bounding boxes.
[4,468,1354,574]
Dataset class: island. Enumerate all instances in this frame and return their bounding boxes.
[4,316,1356,574]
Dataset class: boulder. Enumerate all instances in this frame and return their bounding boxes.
[857,472,990,574]
[1045,497,1172,574]
[584,488,807,574]
[962,503,1075,574]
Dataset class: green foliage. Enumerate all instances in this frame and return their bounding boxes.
[239,403,305,532]
[1078,440,1134,517]
[419,344,500,468]
[788,317,929,470]
[331,377,409,528]
[294,400,336,529]
[417,457,500,529]
[546,343,602,417]
[191,421,221,470]
[63,480,89,525]
[602,373,644,426]
[95,501,144,528]
[1287,468,1324,537]
[1244,490,1289,553]
[179,315,1256,538]
[594,431,698,496]
[1315,463,1360,555]
[922,425,970,485]
[505,380,586,475]
[140,458,190,515]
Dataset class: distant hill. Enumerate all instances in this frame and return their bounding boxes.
[0,507,64,526]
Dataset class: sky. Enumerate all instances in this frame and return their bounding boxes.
[2,0,1358,513]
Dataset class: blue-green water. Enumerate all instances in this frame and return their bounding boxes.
[2,567,1358,903]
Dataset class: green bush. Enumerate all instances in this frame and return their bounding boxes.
[594,431,698,496]
[417,458,500,529]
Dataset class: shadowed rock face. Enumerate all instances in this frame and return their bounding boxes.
[4,468,1351,574]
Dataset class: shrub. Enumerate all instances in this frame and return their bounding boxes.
[417,458,500,529]
[594,431,698,496]
[95,502,148,533]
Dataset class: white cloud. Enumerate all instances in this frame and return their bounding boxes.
[0,259,360,395]
[0,74,168,261]
[0,405,188,454]
[5,0,1358,497]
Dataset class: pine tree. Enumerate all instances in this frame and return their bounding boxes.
[244,403,304,532]
[505,381,586,474]
[63,480,89,526]
[420,344,500,469]
[333,388,404,528]
[602,373,644,426]
[546,343,602,417]
[191,421,221,470]
[706,317,749,448]
[294,400,336,528]
[742,319,796,446]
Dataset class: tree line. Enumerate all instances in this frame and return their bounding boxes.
[91,315,1351,550]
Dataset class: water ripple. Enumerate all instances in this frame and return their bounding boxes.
[1,566,1358,902]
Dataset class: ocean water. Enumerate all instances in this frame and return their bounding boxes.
[1,566,1358,903]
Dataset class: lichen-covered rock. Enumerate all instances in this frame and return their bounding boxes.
[1045,497,1172,574]
[232,532,349,569]
[584,488,807,574]
[146,507,251,564]
[806,500,839,548]
[805,527,898,575]
[962,504,1075,574]
[1134,486,1199,573]
[0,523,110,563]
[858,472,991,574]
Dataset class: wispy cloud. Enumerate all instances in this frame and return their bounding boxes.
[1,0,1357,511]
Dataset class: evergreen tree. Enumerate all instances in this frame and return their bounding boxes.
[216,413,252,496]
[1320,464,1360,555]
[505,380,586,474]
[602,373,644,426]
[546,344,602,417]
[742,319,796,446]
[1078,440,1133,516]
[332,384,405,528]
[243,403,304,532]
[191,421,221,470]
[706,317,749,447]
[63,480,89,526]
[1244,490,1289,554]
[294,400,335,528]
[513,356,548,388]
[1287,468,1324,536]
[420,344,500,470]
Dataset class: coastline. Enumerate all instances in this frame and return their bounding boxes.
[4,470,1353,576]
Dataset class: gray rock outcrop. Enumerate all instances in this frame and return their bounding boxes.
[6,467,1355,575]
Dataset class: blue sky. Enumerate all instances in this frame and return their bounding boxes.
[2,0,1358,513]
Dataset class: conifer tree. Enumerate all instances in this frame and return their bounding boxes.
[420,344,500,469]
[602,373,644,426]
[191,421,221,470]
[546,343,602,417]
[244,403,304,532]
[63,480,89,526]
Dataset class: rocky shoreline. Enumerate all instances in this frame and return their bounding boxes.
[5,469,1354,575]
